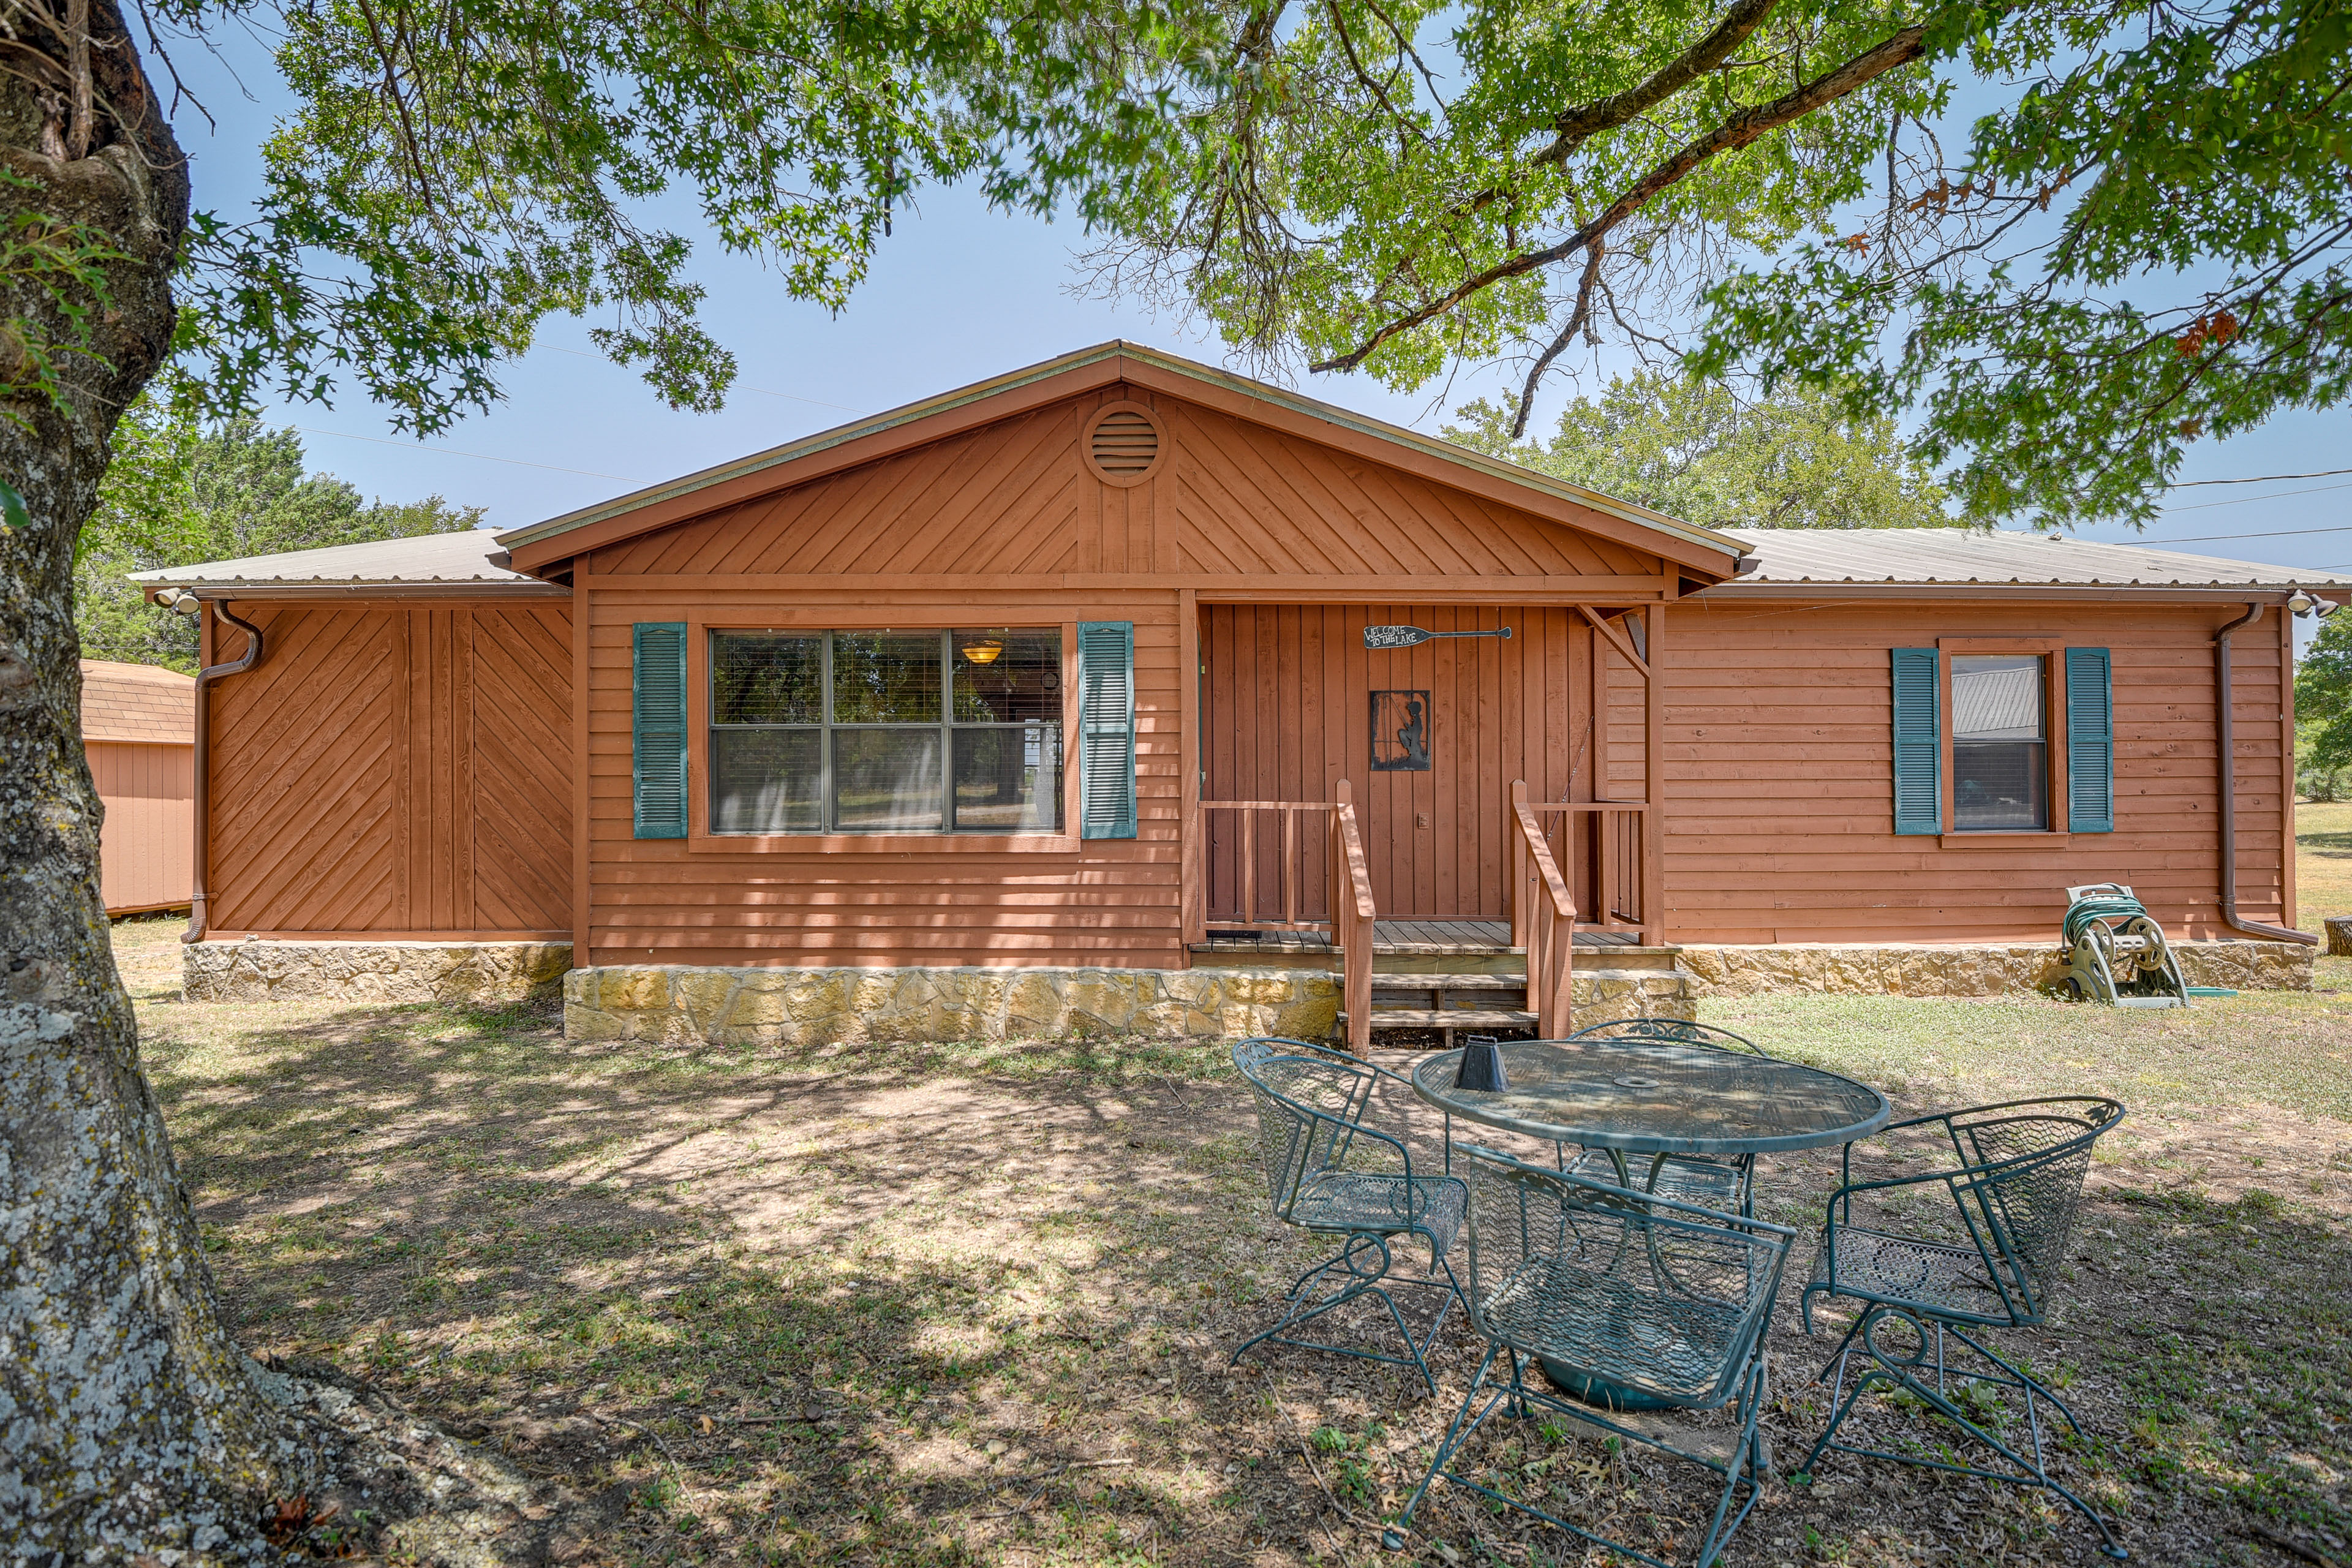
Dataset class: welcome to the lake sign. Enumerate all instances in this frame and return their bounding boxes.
[1363,625,1513,649]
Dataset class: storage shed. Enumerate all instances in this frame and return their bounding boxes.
[80,658,196,915]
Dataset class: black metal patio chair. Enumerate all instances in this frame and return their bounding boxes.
[1557,1019,1771,1215]
[1230,1038,1468,1393]
[1385,1144,1794,1568]
[1795,1096,2130,1559]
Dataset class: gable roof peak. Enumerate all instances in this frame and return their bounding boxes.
[494,341,1745,573]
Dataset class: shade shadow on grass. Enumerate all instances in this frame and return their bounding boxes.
[140,978,2352,1567]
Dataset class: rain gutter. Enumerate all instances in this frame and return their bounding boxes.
[182,601,266,945]
[2214,601,2316,946]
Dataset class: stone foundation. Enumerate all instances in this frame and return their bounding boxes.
[562,965,1343,1047]
[1568,966,1697,1022]
[1676,940,2313,998]
[184,940,573,1004]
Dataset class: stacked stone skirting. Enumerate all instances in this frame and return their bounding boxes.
[1675,940,2313,998]
[563,965,1343,1046]
[183,940,572,1004]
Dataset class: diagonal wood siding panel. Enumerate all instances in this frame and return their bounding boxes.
[207,600,572,937]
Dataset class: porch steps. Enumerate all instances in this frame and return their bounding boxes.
[1192,919,1694,1043]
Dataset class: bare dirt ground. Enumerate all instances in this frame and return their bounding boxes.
[118,918,2352,1567]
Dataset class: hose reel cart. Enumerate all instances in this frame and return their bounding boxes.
[2059,883,2190,1007]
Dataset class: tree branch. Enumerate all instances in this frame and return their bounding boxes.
[1311,23,1927,374]
[1509,240,1605,437]
[1529,0,1781,168]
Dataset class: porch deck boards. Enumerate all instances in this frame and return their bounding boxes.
[1193,920,1647,956]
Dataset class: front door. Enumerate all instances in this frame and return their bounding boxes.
[1199,604,1581,920]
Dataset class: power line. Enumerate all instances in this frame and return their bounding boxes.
[2134,520,2352,545]
[2170,466,2352,487]
[2157,479,2352,514]
[295,426,633,481]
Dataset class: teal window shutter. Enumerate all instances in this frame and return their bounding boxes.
[1077,621,1137,839]
[2066,647,2114,833]
[633,622,688,839]
[1891,647,1942,835]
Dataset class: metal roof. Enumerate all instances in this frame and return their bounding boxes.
[1713,527,2352,592]
[128,530,565,596]
[492,340,1744,564]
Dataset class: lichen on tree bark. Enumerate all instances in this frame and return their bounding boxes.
[0,0,311,1550]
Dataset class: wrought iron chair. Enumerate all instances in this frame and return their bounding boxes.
[1795,1096,2129,1559]
[1385,1144,1794,1568]
[1558,1019,1771,1216]
[1230,1038,1468,1393]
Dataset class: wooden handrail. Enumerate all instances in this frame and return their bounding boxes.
[1330,783,1376,1057]
[1513,799,1577,1039]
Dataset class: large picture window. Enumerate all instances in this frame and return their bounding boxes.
[1950,654,2047,831]
[710,629,1063,834]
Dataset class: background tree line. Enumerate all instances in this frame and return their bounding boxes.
[77,396,481,671]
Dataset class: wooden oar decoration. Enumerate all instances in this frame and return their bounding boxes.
[1363,625,1513,649]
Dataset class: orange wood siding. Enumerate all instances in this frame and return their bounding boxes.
[1200,605,1580,921]
[89,740,192,913]
[1660,598,2283,943]
[208,601,573,937]
[580,587,1181,968]
[578,381,1678,967]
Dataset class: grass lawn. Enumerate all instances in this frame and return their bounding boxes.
[2299,800,2352,930]
[119,915,2352,1567]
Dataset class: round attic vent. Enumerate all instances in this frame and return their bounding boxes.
[1084,403,1163,486]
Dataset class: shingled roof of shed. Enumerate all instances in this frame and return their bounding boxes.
[80,660,194,744]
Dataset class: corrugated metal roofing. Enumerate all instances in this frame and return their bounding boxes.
[1715,527,2352,589]
[80,659,194,743]
[1951,657,2044,740]
[129,530,558,592]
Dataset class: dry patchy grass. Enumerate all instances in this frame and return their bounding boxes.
[117,916,2352,1567]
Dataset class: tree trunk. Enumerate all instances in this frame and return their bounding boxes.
[0,1,298,1549]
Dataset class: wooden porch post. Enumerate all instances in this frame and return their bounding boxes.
[1179,587,1204,954]
[1508,777,1528,950]
[1642,603,1665,946]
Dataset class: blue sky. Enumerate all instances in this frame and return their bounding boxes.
[171,32,2348,585]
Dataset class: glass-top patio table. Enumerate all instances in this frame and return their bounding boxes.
[1411,1036,1891,1410]
[1411,1036,1890,1177]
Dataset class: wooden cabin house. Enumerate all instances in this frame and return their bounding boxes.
[80,659,196,916]
[136,344,2343,1046]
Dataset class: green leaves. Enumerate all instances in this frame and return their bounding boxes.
[2296,612,2352,772]
[173,0,1078,434]
[1694,0,2352,527]
[1446,368,1960,529]
[75,392,484,669]
[981,0,1942,416]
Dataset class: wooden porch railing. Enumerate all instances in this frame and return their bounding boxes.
[1506,782,1656,945]
[1200,798,1331,932]
[1200,781,1378,1057]
[1507,782,1578,1038]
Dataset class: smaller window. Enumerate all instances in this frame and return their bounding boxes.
[1951,654,2047,831]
